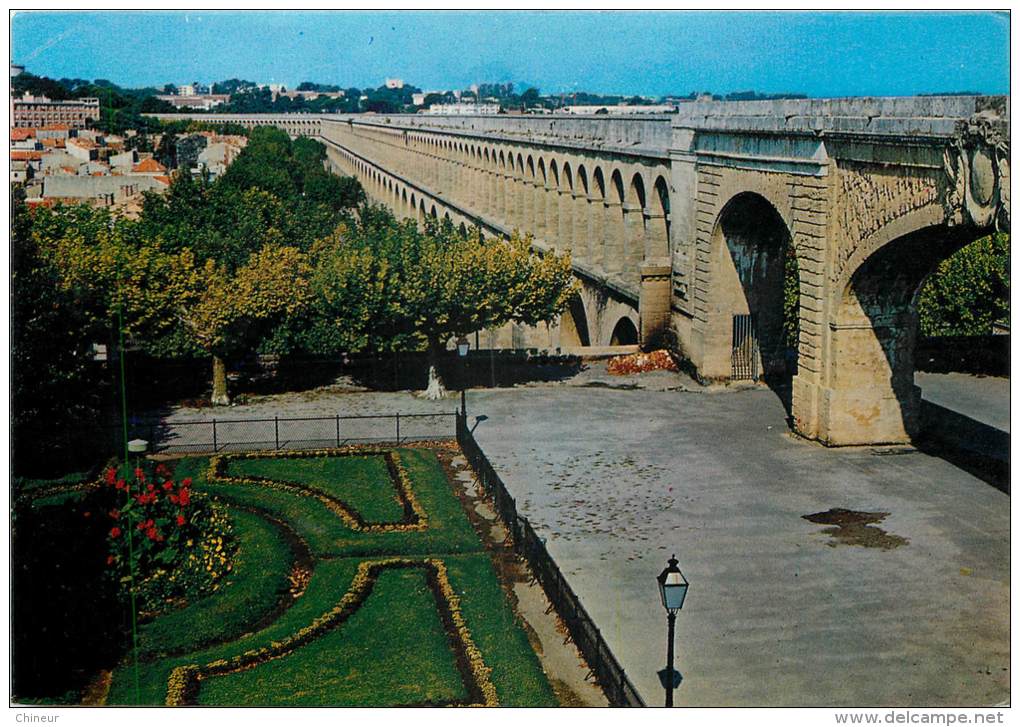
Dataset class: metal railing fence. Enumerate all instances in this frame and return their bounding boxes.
[109,412,457,455]
[456,412,645,707]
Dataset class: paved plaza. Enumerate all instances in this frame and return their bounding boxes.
[467,385,1009,706]
[160,372,1010,707]
[915,372,1011,434]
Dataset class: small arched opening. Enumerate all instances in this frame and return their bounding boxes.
[610,316,639,346]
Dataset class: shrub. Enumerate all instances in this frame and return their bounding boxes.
[100,460,238,613]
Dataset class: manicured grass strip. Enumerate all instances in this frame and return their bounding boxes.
[133,508,294,662]
[216,450,425,530]
[226,454,406,525]
[179,450,483,558]
[193,563,474,706]
[106,557,363,705]
[98,445,560,707]
[442,553,560,707]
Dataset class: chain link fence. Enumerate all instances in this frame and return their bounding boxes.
[456,412,645,707]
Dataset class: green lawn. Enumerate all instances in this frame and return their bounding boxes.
[101,447,558,707]
[197,565,467,706]
[132,508,293,661]
[227,454,406,524]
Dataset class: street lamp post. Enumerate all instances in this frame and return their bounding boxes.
[656,554,689,707]
[456,336,470,416]
[128,438,148,468]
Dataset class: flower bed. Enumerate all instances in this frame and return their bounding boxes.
[99,461,238,613]
[606,348,679,375]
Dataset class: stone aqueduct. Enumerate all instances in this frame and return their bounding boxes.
[157,97,1010,446]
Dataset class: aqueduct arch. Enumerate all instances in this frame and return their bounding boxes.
[818,219,992,445]
[159,96,1009,445]
[702,192,797,408]
[558,295,592,349]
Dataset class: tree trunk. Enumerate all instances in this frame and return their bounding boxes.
[420,341,447,400]
[211,355,231,406]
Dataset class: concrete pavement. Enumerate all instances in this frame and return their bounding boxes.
[916,372,1010,434]
[466,386,1009,707]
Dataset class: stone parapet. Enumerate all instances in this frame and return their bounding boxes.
[672,95,1009,138]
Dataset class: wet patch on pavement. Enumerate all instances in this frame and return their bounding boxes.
[803,508,909,550]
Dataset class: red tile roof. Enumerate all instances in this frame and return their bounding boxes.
[132,158,167,173]
[10,128,36,141]
[154,175,172,186]
[10,150,43,161]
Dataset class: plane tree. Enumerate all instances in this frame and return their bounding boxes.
[308,209,578,398]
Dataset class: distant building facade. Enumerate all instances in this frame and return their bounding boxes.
[12,94,100,128]
[155,94,230,110]
[424,103,500,116]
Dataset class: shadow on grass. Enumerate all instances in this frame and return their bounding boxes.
[12,493,129,702]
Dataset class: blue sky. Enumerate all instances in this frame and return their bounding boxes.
[10,11,1010,97]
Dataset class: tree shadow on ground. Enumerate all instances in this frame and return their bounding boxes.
[234,352,586,395]
[915,400,1010,494]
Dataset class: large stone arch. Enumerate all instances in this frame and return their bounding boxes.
[558,161,575,255]
[627,172,648,273]
[650,174,671,260]
[535,157,549,241]
[699,191,798,408]
[591,166,608,269]
[574,163,593,262]
[818,217,993,445]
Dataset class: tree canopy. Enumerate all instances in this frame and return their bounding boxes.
[918,233,1010,337]
[305,208,577,397]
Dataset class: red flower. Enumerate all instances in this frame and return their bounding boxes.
[168,493,178,505]
[176,514,186,526]
[106,555,115,565]
[178,489,191,506]
[109,527,121,538]
[146,527,162,542]
[115,479,126,490]
[155,463,170,477]
[105,468,117,485]
[109,509,120,520]
[147,483,155,491]
[134,467,145,482]
[162,481,173,491]
[181,477,192,487]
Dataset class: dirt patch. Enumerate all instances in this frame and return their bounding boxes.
[803,508,908,550]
